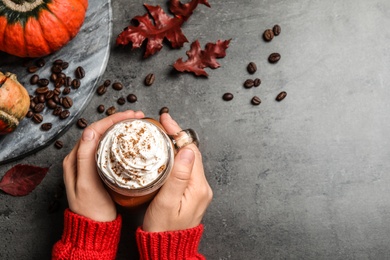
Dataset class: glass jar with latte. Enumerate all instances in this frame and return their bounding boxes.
[96,118,198,208]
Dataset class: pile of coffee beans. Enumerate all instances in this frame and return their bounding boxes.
[222,24,287,105]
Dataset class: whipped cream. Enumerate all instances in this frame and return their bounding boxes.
[97,119,170,189]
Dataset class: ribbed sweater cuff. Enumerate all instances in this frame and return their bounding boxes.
[61,209,122,252]
[136,224,205,260]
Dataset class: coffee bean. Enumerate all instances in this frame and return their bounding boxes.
[54,140,63,149]
[36,58,45,67]
[222,93,234,101]
[276,91,287,101]
[38,94,45,103]
[30,101,36,109]
[47,99,57,109]
[96,85,107,95]
[65,77,72,87]
[53,106,62,116]
[71,79,81,89]
[62,87,71,95]
[77,118,88,129]
[30,74,39,85]
[32,113,43,123]
[37,78,49,87]
[103,80,111,87]
[126,94,137,103]
[34,103,45,113]
[106,106,116,116]
[263,29,274,42]
[53,88,61,96]
[58,72,66,79]
[50,73,58,82]
[27,65,39,73]
[251,96,261,105]
[144,73,155,86]
[254,78,261,87]
[112,82,123,91]
[62,96,73,108]
[45,90,54,100]
[55,77,65,88]
[51,65,62,74]
[97,105,105,113]
[53,59,63,66]
[61,62,69,70]
[35,87,49,95]
[159,107,169,115]
[117,97,126,105]
[75,66,85,79]
[244,79,255,88]
[26,111,33,118]
[59,110,70,120]
[273,24,281,36]
[247,62,257,74]
[41,123,52,131]
[268,53,281,64]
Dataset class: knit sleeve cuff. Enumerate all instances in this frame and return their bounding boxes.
[136,225,205,260]
[61,208,122,252]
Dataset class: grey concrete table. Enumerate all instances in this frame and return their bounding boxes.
[2,0,390,259]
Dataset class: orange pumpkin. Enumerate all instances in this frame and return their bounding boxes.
[0,71,30,134]
[0,0,88,57]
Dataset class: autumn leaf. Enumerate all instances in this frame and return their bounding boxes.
[0,164,50,196]
[116,0,210,58]
[173,39,231,77]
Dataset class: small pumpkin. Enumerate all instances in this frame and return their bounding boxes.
[0,0,88,57]
[0,71,30,134]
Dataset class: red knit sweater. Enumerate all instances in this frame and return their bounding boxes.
[52,209,205,260]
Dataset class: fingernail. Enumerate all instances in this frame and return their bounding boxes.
[179,148,194,164]
[82,128,95,141]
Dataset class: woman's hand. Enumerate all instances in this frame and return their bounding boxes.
[63,110,145,222]
[142,113,213,232]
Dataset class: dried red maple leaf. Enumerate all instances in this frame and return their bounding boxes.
[116,0,210,58]
[0,164,50,196]
[173,39,231,77]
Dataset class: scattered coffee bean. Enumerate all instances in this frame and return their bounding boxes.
[77,118,88,129]
[33,103,45,113]
[62,96,73,108]
[254,78,261,87]
[106,106,116,116]
[251,96,261,105]
[276,91,287,101]
[273,24,281,36]
[263,29,274,42]
[96,85,107,95]
[54,140,63,149]
[247,62,257,74]
[97,105,105,113]
[50,73,58,82]
[103,79,111,87]
[222,93,234,101]
[53,88,61,96]
[51,65,62,74]
[53,106,63,116]
[62,87,71,95]
[61,62,69,70]
[126,94,137,103]
[47,99,57,109]
[59,110,70,120]
[26,111,33,118]
[112,82,123,91]
[144,73,155,86]
[32,113,43,123]
[37,78,49,87]
[41,122,52,131]
[53,59,63,66]
[159,107,169,115]
[75,66,85,79]
[30,101,36,110]
[38,94,45,103]
[45,90,54,100]
[244,79,255,88]
[117,97,126,105]
[71,78,81,89]
[30,74,39,85]
[65,77,72,87]
[27,65,39,73]
[268,53,281,63]
[55,77,65,88]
